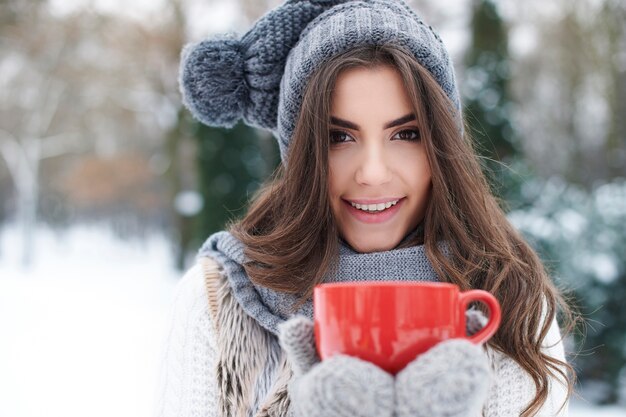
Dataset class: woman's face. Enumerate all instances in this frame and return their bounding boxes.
[328,65,432,253]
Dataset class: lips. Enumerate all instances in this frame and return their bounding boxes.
[343,197,405,224]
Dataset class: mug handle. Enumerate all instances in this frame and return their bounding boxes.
[458,290,501,344]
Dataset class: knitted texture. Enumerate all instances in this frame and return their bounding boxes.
[153,264,219,417]
[466,308,489,336]
[276,0,460,159]
[482,313,571,416]
[179,1,343,132]
[197,227,439,335]
[279,317,395,417]
[277,316,319,377]
[291,355,395,417]
[395,340,491,417]
[179,0,461,162]
[154,262,570,417]
[483,349,538,416]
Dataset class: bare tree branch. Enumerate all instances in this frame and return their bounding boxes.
[39,132,85,159]
[0,128,27,185]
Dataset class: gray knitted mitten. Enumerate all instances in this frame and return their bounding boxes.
[465,307,489,336]
[278,316,395,417]
[395,339,492,417]
[394,308,492,417]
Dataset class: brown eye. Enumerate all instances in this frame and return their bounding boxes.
[393,129,420,141]
[330,130,352,144]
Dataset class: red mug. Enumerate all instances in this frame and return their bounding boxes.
[313,281,501,375]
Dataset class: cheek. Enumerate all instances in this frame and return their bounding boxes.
[399,151,432,213]
[395,146,431,183]
[328,155,347,196]
[414,162,432,189]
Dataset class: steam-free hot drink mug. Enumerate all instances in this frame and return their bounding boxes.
[313,281,501,375]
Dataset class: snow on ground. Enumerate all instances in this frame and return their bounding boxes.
[570,401,625,417]
[0,224,623,417]
[0,224,180,417]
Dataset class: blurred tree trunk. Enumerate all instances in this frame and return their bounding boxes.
[509,0,625,187]
[0,127,80,267]
[603,0,626,179]
[463,0,519,200]
[164,108,192,270]
[159,0,197,270]
[0,11,84,266]
[193,122,279,253]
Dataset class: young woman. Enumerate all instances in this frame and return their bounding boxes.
[155,1,575,416]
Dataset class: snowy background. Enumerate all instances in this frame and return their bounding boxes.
[0,224,624,417]
[0,225,178,417]
[1,0,625,415]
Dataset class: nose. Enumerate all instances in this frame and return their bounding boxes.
[354,142,393,186]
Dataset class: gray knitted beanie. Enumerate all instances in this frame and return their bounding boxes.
[179,0,460,162]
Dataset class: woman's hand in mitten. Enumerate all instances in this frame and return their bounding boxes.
[395,309,493,417]
[278,316,395,417]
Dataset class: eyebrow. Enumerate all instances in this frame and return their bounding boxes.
[329,113,416,130]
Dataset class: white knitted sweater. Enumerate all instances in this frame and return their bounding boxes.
[153,263,570,417]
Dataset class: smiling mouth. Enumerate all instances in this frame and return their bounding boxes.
[342,197,406,214]
[349,199,399,213]
[341,197,405,224]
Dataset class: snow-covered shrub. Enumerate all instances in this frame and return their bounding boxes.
[508,178,626,404]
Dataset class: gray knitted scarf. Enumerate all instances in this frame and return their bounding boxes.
[197,227,440,336]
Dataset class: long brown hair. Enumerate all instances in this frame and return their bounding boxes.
[229,43,575,415]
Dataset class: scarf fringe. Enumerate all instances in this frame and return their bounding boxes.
[200,256,293,417]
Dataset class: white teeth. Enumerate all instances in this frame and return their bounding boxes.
[350,199,399,212]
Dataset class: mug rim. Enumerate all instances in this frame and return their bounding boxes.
[315,280,458,290]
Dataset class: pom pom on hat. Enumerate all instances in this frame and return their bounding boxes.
[179,1,348,132]
[179,34,248,128]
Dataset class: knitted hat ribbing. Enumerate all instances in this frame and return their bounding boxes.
[179,0,460,162]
